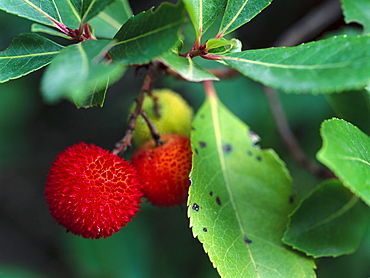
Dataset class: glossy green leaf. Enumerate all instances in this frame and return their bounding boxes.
[317,118,370,206]
[188,94,315,277]
[109,2,186,65]
[49,1,79,29]
[0,0,80,30]
[159,49,219,82]
[69,0,113,23]
[31,23,70,39]
[206,38,236,50]
[75,86,107,108]
[207,38,242,55]
[218,0,272,36]
[283,180,370,258]
[0,33,63,83]
[340,0,370,33]
[183,0,226,37]
[0,0,62,26]
[41,39,126,107]
[89,0,132,38]
[0,0,113,34]
[221,35,370,93]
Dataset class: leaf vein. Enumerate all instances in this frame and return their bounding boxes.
[113,19,184,46]
[220,0,249,35]
[0,51,61,59]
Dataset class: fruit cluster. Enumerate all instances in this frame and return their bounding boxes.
[45,89,193,238]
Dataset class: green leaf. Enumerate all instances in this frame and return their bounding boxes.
[206,38,236,50]
[89,0,132,39]
[0,0,62,27]
[0,0,113,34]
[109,2,186,65]
[69,0,113,23]
[75,85,107,108]
[183,0,226,38]
[340,0,370,33]
[0,0,79,30]
[283,179,370,258]
[31,23,70,39]
[326,90,370,134]
[0,33,63,83]
[221,35,370,93]
[189,94,315,277]
[41,39,126,107]
[317,118,370,206]
[218,0,272,36]
[207,38,242,55]
[50,1,79,29]
[159,49,219,82]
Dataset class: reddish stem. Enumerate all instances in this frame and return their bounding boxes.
[203,80,218,99]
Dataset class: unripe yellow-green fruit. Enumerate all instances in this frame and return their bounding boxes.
[131,89,193,146]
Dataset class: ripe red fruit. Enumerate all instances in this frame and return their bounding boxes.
[131,134,192,207]
[45,142,143,239]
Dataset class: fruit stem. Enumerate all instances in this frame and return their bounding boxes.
[112,62,159,155]
[141,111,163,146]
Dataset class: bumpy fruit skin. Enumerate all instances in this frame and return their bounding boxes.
[45,142,143,239]
[131,134,192,207]
[132,89,193,146]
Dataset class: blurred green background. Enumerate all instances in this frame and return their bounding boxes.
[1,0,369,277]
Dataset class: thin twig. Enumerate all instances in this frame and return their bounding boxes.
[208,67,240,79]
[264,0,341,178]
[264,87,334,179]
[112,62,158,155]
[274,0,342,47]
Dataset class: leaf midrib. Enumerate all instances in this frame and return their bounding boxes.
[22,0,61,24]
[219,0,249,35]
[113,18,184,46]
[222,55,355,70]
[0,51,61,59]
[96,12,122,30]
[301,195,359,234]
[209,96,260,277]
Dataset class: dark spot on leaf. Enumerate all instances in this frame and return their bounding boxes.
[191,126,196,130]
[289,195,294,204]
[199,141,207,148]
[195,148,199,155]
[200,114,205,119]
[256,156,262,161]
[247,150,253,156]
[209,191,213,197]
[223,144,232,153]
[203,227,208,232]
[192,203,200,211]
[216,196,222,206]
[244,236,252,244]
